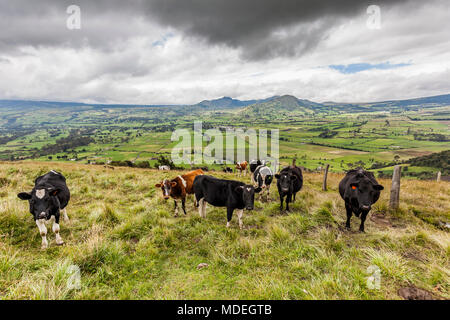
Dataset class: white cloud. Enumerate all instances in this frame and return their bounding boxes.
[0,0,448,104]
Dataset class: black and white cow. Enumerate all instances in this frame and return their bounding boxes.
[193,175,261,229]
[17,170,70,249]
[275,162,303,212]
[339,168,384,232]
[252,165,273,201]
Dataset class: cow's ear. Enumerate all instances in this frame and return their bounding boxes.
[254,187,262,193]
[350,183,358,190]
[374,184,384,191]
[171,181,177,187]
[275,174,280,179]
[155,183,162,188]
[17,192,32,200]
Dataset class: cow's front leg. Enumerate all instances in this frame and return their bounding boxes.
[193,195,198,208]
[345,203,352,229]
[279,194,284,211]
[359,211,368,232]
[237,209,244,229]
[197,198,203,216]
[36,219,48,249]
[198,198,206,218]
[173,200,179,217]
[226,207,234,228]
[286,193,292,212]
[62,208,69,222]
[181,197,187,215]
[265,185,271,202]
[201,200,207,218]
[52,215,64,246]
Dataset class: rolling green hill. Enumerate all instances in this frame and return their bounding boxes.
[239,95,327,119]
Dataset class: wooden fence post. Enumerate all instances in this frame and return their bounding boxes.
[437,171,441,182]
[322,164,330,191]
[389,165,401,210]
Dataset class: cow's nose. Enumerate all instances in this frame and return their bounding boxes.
[262,185,266,189]
[246,206,253,210]
[361,205,371,211]
[38,212,46,219]
[163,196,169,200]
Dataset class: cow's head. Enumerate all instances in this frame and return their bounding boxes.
[18,187,61,220]
[155,179,176,200]
[348,175,384,212]
[275,171,296,193]
[235,185,261,210]
[255,167,273,189]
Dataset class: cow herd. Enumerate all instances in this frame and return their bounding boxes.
[17,161,385,249]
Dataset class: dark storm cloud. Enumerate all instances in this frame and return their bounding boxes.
[0,0,413,59]
[143,0,412,60]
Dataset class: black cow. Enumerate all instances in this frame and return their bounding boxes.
[193,175,261,229]
[252,165,273,201]
[17,170,70,249]
[223,167,233,173]
[275,161,303,212]
[339,168,384,232]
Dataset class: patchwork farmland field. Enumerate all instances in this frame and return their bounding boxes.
[0,96,449,179]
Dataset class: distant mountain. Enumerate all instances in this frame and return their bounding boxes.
[193,96,265,109]
[366,93,450,109]
[0,99,88,109]
[1,93,449,114]
[0,99,177,110]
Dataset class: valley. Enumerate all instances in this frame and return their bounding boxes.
[1,94,449,179]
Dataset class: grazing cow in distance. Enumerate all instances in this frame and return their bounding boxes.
[17,170,70,249]
[158,165,170,171]
[339,168,384,232]
[275,160,303,212]
[223,167,233,173]
[235,161,248,177]
[193,175,261,229]
[155,169,203,216]
[252,165,273,202]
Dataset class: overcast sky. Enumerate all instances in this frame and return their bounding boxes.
[0,0,449,104]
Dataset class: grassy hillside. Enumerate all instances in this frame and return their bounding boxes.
[0,162,448,299]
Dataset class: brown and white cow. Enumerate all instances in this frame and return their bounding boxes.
[155,169,204,216]
[235,161,248,177]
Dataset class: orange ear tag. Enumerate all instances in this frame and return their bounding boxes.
[352,186,357,190]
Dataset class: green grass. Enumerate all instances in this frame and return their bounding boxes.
[0,161,448,299]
